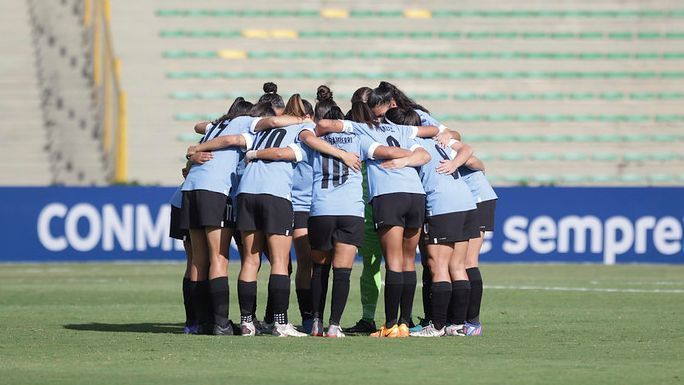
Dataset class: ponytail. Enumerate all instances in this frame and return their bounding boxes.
[350,101,379,127]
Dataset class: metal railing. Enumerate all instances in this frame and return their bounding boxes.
[84,0,127,183]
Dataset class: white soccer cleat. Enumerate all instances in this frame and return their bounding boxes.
[444,324,467,337]
[240,321,256,336]
[272,322,308,337]
[409,323,445,337]
[326,324,346,338]
[310,318,325,336]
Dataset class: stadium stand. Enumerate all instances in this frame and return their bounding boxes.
[27,0,107,184]
[106,1,684,185]
[0,1,51,185]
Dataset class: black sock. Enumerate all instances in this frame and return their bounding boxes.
[311,263,331,320]
[209,277,229,328]
[421,268,432,322]
[296,288,313,320]
[384,269,403,328]
[329,268,351,326]
[466,267,483,324]
[269,274,290,324]
[182,277,195,326]
[192,280,211,327]
[430,281,452,330]
[399,271,417,325]
[447,280,471,326]
[238,280,257,323]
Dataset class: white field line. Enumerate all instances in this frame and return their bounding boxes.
[484,285,684,294]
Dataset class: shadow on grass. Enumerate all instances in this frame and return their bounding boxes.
[63,322,185,334]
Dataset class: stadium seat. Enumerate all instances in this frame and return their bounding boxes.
[651,152,678,161]
[649,174,674,183]
[623,153,648,162]
[592,153,618,161]
[591,175,617,183]
[562,175,589,183]
[531,153,558,161]
[619,174,646,183]
[562,152,588,161]
[500,152,525,161]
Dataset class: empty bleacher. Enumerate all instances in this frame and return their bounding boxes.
[110,0,684,185]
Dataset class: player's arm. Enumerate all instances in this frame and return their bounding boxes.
[380,145,431,169]
[465,155,485,172]
[244,147,297,162]
[299,130,361,172]
[186,134,248,158]
[254,115,311,132]
[434,129,462,147]
[194,121,211,134]
[314,119,345,136]
[435,141,473,174]
[371,145,413,160]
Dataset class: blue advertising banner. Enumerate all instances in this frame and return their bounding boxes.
[0,187,682,264]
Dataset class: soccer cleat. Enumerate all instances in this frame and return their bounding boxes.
[310,318,324,337]
[213,321,235,336]
[464,322,482,336]
[344,319,377,334]
[183,325,199,334]
[272,322,308,337]
[410,323,445,337]
[409,317,430,333]
[326,324,346,338]
[253,319,271,335]
[240,321,256,336]
[370,324,402,338]
[398,324,410,337]
[445,324,467,337]
[302,318,314,334]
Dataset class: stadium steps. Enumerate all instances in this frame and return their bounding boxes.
[0,0,51,185]
[27,0,107,185]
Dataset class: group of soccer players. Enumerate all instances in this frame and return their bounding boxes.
[169,81,498,338]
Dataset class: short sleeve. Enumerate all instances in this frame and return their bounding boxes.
[416,110,441,127]
[359,135,381,161]
[241,132,255,151]
[288,143,304,162]
[249,117,262,133]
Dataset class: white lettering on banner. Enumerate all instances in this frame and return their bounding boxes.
[135,204,173,251]
[64,203,102,252]
[557,216,602,253]
[37,203,68,251]
[529,216,556,254]
[501,214,684,264]
[36,203,175,253]
[102,204,134,251]
[654,217,682,255]
[502,216,528,254]
[604,216,634,265]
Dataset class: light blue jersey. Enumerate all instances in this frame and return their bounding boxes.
[292,145,314,212]
[170,185,183,208]
[237,123,314,200]
[415,109,442,127]
[182,116,259,196]
[342,120,425,200]
[416,138,476,216]
[458,167,498,203]
[309,133,374,217]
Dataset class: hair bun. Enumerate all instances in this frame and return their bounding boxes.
[378,81,395,92]
[263,82,278,94]
[316,85,333,102]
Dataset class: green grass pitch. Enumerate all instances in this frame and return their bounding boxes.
[1,263,682,385]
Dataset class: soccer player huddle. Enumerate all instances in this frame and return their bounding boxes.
[169,81,498,338]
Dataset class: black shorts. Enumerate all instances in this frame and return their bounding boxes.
[476,199,497,232]
[236,193,294,236]
[169,206,189,241]
[308,215,365,251]
[423,209,480,244]
[371,193,425,229]
[179,190,232,229]
[293,211,309,230]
